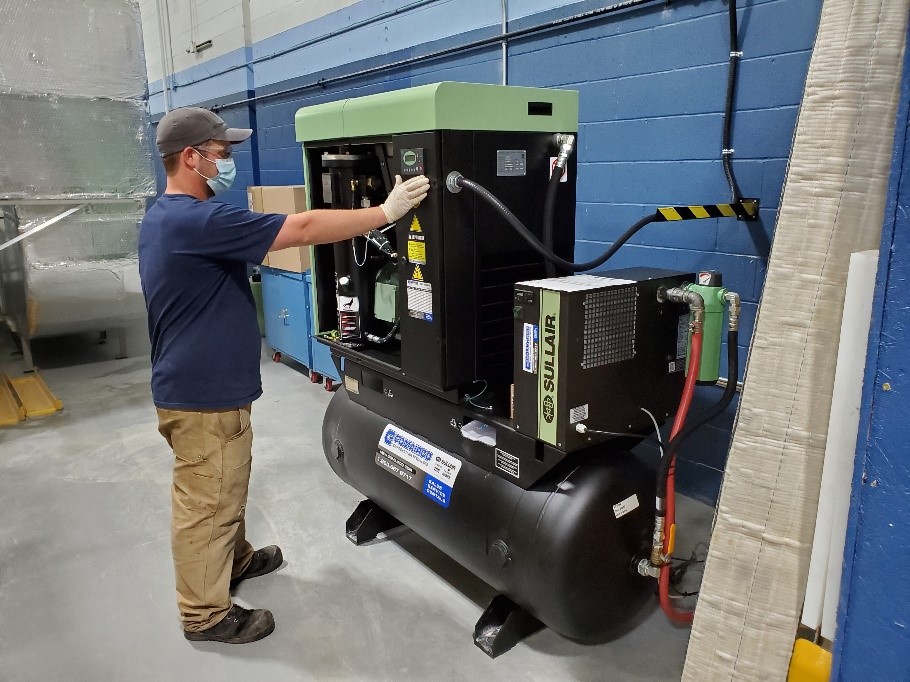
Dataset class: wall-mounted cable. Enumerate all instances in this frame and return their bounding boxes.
[722,0,743,202]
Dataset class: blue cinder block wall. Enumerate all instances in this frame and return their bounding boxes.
[832,29,910,679]
[147,0,824,502]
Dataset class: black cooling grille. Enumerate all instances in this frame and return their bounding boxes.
[583,287,637,368]
[478,253,543,378]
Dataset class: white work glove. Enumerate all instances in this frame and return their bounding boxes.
[380,174,430,223]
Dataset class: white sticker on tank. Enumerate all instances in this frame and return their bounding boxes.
[377,425,462,508]
[380,425,461,484]
[613,494,640,519]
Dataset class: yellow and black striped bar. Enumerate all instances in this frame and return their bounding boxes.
[655,199,759,222]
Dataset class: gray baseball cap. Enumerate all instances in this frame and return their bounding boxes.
[156,107,252,157]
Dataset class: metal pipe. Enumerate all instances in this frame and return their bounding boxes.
[500,0,509,85]
[715,376,744,391]
[154,0,173,112]
[211,0,661,112]
[0,206,84,254]
[649,515,666,566]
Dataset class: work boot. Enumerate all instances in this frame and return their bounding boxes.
[184,605,275,644]
[231,545,284,589]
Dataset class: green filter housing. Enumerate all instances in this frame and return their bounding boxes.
[685,281,727,382]
[374,263,398,323]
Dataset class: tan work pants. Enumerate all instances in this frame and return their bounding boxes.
[157,405,256,631]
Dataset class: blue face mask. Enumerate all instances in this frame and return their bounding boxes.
[193,149,236,195]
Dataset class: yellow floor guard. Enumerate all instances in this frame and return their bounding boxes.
[0,376,25,426]
[4,373,63,420]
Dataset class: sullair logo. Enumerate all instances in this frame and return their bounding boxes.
[541,313,557,421]
[542,395,555,423]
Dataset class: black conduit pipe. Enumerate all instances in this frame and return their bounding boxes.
[451,174,657,273]
[722,0,743,202]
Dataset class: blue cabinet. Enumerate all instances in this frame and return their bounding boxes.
[261,267,312,369]
[306,271,341,383]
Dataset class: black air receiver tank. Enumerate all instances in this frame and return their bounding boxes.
[323,388,655,643]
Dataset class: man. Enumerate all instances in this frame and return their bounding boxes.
[139,107,429,644]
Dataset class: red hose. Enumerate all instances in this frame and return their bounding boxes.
[659,328,703,624]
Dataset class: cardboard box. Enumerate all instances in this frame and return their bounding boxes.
[247,185,310,272]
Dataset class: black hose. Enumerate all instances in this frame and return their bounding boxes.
[366,319,400,345]
[542,163,564,277]
[656,330,739,504]
[458,177,658,272]
[722,0,742,202]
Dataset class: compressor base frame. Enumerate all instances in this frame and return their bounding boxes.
[473,594,545,658]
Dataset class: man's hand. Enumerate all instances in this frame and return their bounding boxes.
[381,174,430,223]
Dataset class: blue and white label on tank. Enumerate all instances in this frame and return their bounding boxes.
[376,425,462,508]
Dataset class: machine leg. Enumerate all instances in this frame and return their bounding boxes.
[20,335,35,373]
[473,594,544,658]
[115,328,128,359]
[345,499,402,546]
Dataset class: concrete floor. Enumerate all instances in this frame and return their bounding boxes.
[0,332,712,681]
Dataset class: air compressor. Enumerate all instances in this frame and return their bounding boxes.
[296,82,741,656]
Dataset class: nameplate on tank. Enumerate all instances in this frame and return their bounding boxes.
[376,425,462,508]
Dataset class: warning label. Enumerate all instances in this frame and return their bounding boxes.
[410,215,422,232]
[548,157,569,183]
[408,240,427,265]
[407,280,432,321]
[412,265,424,281]
[494,448,520,479]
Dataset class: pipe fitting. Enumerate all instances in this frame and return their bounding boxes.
[554,134,576,170]
[446,171,464,194]
[637,558,661,579]
[650,515,666,566]
[662,287,706,332]
[724,291,741,332]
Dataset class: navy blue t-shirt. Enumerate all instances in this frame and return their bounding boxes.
[138,194,285,409]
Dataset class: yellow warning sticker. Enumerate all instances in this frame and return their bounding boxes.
[412,265,424,281]
[410,215,422,232]
[407,240,427,264]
